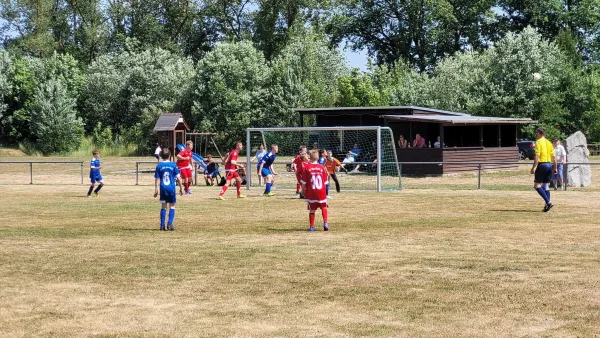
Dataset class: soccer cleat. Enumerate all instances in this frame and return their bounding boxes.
[543,203,554,212]
[160,226,165,231]
[87,194,91,198]
[216,196,225,200]
[309,227,315,232]
[185,190,191,195]
[264,192,275,197]
[299,194,305,199]
[237,195,246,199]
[323,223,329,231]
[94,192,99,197]
[167,224,175,231]
[295,192,300,197]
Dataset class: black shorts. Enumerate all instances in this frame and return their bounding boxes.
[535,163,553,184]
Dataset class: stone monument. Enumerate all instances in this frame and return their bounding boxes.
[564,131,591,187]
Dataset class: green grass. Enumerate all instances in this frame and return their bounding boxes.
[1,178,600,336]
[16,137,141,157]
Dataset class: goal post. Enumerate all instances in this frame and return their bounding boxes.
[245,127,401,192]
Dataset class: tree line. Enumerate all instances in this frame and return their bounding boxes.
[1,1,600,154]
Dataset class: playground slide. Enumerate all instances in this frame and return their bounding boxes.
[176,144,208,170]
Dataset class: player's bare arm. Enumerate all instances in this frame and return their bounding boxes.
[530,154,539,175]
[552,155,558,174]
[154,178,160,198]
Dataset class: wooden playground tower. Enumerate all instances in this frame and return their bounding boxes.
[153,113,224,160]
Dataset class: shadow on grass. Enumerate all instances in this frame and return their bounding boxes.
[267,228,311,232]
[490,209,537,213]
[121,228,162,231]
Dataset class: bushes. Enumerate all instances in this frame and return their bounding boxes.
[28,80,84,154]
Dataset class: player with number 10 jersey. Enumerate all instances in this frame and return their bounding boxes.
[300,149,329,232]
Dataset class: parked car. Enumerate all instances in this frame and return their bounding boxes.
[517,140,536,160]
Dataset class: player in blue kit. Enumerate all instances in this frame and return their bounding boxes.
[87,150,104,197]
[154,149,184,231]
[258,144,278,197]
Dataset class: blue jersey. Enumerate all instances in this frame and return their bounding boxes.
[90,158,101,178]
[155,162,180,194]
[318,157,326,166]
[261,151,277,168]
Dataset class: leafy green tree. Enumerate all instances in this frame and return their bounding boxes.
[271,33,346,108]
[29,80,84,154]
[80,48,194,139]
[253,0,331,60]
[335,69,388,107]
[329,0,495,71]
[0,52,83,145]
[191,41,270,143]
[0,49,11,119]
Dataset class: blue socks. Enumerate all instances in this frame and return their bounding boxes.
[546,190,550,203]
[160,209,166,228]
[87,186,94,195]
[94,183,103,193]
[265,183,272,194]
[326,184,329,196]
[168,208,175,225]
[536,187,550,205]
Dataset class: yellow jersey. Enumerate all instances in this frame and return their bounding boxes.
[535,137,555,163]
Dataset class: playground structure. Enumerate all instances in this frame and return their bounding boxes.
[153,113,190,162]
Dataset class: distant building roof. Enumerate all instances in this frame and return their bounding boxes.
[294,106,469,116]
[381,115,535,125]
[153,113,190,132]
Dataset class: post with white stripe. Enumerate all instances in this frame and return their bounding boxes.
[246,129,251,190]
[377,127,382,192]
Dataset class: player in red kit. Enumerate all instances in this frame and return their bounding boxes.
[292,145,307,198]
[301,149,329,232]
[217,141,246,200]
[176,140,194,194]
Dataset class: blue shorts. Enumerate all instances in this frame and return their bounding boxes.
[553,163,564,180]
[261,167,273,177]
[160,190,176,204]
[535,163,553,184]
[90,175,103,184]
[204,171,217,178]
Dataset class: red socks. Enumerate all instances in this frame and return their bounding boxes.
[296,183,301,193]
[322,207,328,223]
[219,185,228,196]
[309,212,316,227]
[236,182,242,195]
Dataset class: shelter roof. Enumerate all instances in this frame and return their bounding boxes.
[380,115,535,125]
[153,113,190,132]
[294,106,468,116]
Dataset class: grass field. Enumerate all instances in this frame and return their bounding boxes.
[1,156,600,337]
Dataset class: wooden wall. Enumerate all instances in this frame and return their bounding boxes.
[396,148,443,175]
[442,147,519,173]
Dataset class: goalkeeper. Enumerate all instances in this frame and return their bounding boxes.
[325,150,344,193]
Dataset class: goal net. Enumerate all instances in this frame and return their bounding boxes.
[245,127,400,192]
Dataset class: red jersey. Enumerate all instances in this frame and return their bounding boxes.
[293,155,304,174]
[225,149,239,172]
[300,162,328,203]
[177,149,192,168]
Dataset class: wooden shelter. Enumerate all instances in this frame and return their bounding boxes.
[153,113,190,161]
[295,106,534,175]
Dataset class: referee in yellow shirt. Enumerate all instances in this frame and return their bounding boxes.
[530,128,558,212]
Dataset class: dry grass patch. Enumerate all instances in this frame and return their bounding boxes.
[0,182,599,337]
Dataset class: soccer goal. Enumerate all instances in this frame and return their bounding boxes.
[245,127,400,192]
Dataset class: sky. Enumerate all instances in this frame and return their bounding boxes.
[343,47,369,72]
